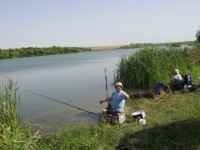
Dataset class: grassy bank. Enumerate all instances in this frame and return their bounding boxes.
[1,81,199,149]
[0,77,199,150]
[35,89,200,149]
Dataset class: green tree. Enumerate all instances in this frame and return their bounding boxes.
[196,27,200,42]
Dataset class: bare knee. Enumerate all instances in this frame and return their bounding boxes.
[102,108,107,113]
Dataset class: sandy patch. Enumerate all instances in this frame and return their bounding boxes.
[90,45,123,51]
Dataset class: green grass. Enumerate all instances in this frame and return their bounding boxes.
[120,91,200,150]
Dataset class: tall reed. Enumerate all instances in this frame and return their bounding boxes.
[116,46,200,89]
[0,78,37,149]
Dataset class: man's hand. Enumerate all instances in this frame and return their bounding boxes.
[99,99,105,104]
[121,91,130,99]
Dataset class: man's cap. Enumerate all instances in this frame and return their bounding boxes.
[115,82,123,87]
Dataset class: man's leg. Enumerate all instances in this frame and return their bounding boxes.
[101,108,110,122]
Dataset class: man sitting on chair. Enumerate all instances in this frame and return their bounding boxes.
[99,82,129,122]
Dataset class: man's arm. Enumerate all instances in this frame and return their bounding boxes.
[99,97,110,104]
[121,91,129,99]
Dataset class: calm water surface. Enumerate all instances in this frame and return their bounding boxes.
[0,49,137,132]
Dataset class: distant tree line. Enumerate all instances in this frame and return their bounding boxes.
[120,43,153,49]
[122,27,200,49]
[0,46,91,59]
[120,41,195,49]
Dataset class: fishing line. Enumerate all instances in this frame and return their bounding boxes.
[22,89,101,119]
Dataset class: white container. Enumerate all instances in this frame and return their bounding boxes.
[132,110,146,119]
[139,118,146,124]
[111,112,126,124]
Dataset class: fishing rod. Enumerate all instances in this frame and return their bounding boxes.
[104,67,113,109]
[23,89,101,119]
[104,67,108,98]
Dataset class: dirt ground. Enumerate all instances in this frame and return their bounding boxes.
[90,45,123,51]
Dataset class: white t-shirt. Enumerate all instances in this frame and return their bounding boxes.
[173,74,182,81]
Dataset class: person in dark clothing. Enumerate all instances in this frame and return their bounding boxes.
[169,69,184,90]
[130,82,169,99]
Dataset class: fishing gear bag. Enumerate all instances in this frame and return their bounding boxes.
[152,82,168,95]
[183,74,192,87]
[182,74,197,92]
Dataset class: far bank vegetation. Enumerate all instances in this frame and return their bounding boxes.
[0,46,91,59]
[1,41,199,60]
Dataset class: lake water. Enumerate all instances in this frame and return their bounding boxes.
[0,49,137,132]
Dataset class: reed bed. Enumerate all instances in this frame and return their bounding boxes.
[116,46,200,89]
[0,78,37,150]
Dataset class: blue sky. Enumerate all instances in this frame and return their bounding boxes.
[1,0,200,49]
